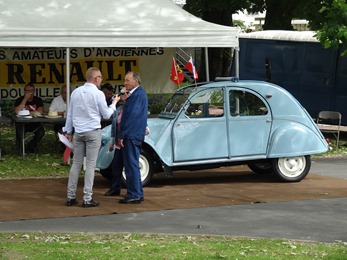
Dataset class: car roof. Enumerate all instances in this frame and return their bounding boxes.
[178,79,307,118]
[178,79,288,96]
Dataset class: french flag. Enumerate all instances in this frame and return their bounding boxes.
[185,56,198,80]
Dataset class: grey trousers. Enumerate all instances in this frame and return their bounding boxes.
[67,129,101,202]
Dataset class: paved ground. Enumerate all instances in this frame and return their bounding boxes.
[0,157,346,243]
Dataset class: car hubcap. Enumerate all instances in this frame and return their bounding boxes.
[139,154,149,181]
[122,154,149,182]
[278,157,306,178]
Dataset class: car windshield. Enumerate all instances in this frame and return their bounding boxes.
[159,85,199,118]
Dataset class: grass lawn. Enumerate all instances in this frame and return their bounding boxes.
[0,124,70,179]
[0,233,346,259]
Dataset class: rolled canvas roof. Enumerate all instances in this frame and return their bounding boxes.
[0,0,239,48]
[240,30,319,42]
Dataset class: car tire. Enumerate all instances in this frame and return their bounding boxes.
[247,161,273,174]
[99,163,113,181]
[100,149,154,187]
[121,149,154,187]
[272,155,311,182]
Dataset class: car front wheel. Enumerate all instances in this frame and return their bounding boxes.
[121,149,154,187]
[272,155,311,182]
[99,164,113,181]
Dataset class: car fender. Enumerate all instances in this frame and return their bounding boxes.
[96,119,173,170]
[268,122,329,158]
[96,125,114,170]
[144,118,175,165]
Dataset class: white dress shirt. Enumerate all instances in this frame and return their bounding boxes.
[49,95,66,112]
[63,83,115,134]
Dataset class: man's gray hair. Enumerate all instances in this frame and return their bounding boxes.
[127,71,141,85]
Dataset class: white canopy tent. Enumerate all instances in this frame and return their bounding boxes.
[0,0,239,103]
[0,0,238,48]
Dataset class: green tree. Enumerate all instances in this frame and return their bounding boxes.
[310,0,347,56]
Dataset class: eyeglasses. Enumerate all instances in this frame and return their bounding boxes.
[119,92,129,96]
[95,75,103,80]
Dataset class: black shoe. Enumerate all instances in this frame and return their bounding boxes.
[119,197,142,204]
[66,198,78,206]
[82,200,100,208]
[104,189,121,196]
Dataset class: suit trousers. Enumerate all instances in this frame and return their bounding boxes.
[122,138,144,199]
[67,129,101,201]
[110,148,123,191]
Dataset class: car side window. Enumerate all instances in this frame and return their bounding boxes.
[185,88,224,118]
[229,90,268,116]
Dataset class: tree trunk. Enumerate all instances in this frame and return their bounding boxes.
[263,0,299,30]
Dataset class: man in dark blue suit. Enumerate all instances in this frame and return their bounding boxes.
[117,71,148,204]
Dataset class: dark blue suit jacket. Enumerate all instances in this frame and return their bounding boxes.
[119,86,148,141]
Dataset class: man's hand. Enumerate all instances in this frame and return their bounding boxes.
[23,92,31,102]
[117,138,124,148]
[65,133,73,142]
[112,95,121,106]
[146,127,150,135]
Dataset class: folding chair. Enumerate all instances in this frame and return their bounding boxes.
[317,111,342,149]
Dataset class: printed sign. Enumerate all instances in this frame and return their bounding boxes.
[0,47,177,100]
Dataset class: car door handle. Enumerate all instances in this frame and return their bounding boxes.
[175,123,189,126]
[266,119,272,123]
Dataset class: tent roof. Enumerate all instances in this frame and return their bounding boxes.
[0,0,239,48]
[240,30,318,43]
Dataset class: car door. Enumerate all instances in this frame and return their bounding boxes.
[172,87,228,162]
[227,88,272,157]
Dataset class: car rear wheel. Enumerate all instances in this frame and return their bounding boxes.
[272,155,311,182]
[247,161,273,174]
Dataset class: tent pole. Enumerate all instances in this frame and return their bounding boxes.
[235,47,239,78]
[66,47,70,111]
[204,47,210,81]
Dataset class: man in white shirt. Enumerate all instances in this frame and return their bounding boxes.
[49,85,67,116]
[63,67,120,208]
[49,85,67,134]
